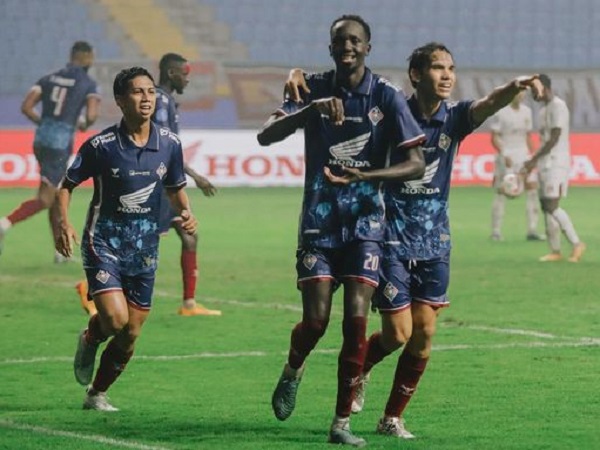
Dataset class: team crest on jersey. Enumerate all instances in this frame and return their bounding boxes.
[95,270,110,284]
[368,106,384,125]
[303,253,317,270]
[383,282,399,301]
[438,133,451,151]
[156,162,167,179]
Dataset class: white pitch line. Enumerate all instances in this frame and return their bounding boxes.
[0,419,171,450]
[2,339,599,366]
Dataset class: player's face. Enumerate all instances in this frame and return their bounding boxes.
[117,75,156,121]
[329,20,370,74]
[170,62,190,95]
[415,50,455,101]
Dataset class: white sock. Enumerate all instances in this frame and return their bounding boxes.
[491,194,505,235]
[525,190,539,234]
[544,213,561,252]
[331,415,350,429]
[551,208,580,245]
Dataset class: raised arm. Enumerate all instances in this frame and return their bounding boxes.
[470,76,543,126]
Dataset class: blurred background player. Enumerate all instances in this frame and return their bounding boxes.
[0,41,99,260]
[286,42,544,440]
[523,74,585,262]
[259,15,426,447]
[490,91,544,241]
[75,52,221,317]
[56,66,197,411]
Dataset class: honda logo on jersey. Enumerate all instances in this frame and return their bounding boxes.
[118,182,156,213]
[400,159,441,194]
[328,132,372,168]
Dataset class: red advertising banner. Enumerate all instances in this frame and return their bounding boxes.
[0,130,599,187]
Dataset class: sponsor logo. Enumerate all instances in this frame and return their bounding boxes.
[400,159,441,194]
[399,384,416,396]
[302,253,317,270]
[118,182,156,213]
[95,270,110,284]
[329,132,371,169]
[90,133,116,148]
[368,106,384,125]
[156,162,167,179]
[129,170,151,176]
[111,168,119,178]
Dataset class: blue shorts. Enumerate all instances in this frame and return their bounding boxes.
[296,241,382,288]
[33,145,71,187]
[85,266,156,311]
[373,252,450,313]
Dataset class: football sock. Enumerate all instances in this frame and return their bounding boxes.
[335,316,367,418]
[181,250,198,301]
[85,314,108,345]
[363,331,393,374]
[0,217,11,231]
[526,190,539,234]
[288,318,328,370]
[491,193,505,235]
[6,199,45,225]
[384,349,429,418]
[551,208,580,245]
[92,339,133,392]
[544,212,561,252]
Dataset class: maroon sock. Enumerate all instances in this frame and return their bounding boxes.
[335,316,367,417]
[181,250,198,300]
[6,199,45,225]
[92,339,133,393]
[85,314,108,345]
[384,349,429,418]
[363,331,393,374]
[288,319,328,370]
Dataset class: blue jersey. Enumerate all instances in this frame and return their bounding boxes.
[384,96,476,260]
[279,69,425,248]
[153,86,179,134]
[65,121,186,274]
[33,64,99,151]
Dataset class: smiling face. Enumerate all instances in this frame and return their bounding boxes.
[116,75,156,121]
[411,49,456,101]
[329,19,371,75]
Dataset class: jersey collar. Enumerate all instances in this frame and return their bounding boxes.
[331,67,373,96]
[117,120,160,151]
[408,94,448,125]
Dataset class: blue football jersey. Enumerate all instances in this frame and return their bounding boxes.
[33,64,99,151]
[384,96,477,260]
[66,121,186,274]
[153,86,180,134]
[279,69,425,248]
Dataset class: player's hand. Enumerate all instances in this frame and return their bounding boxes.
[515,75,543,100]
[179,210,197,235]
[323,166,365,185]
[504,156,513,168]
[193,175,217,197]
[55,222,79,258]
[284,69,310,103]
[312,97,345,125]
[522,159,535,175]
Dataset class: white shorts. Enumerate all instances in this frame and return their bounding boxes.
[538,167,569,199]
[493,154,537,189]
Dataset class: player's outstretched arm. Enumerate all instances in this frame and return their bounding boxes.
[184,163,217,197]
[471,75,543,126]
[324,146,425,185]
[55,181,79,257]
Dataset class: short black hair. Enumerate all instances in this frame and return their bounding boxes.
[407,42,453,88]
[113,66,154,98]
[159,53,187,77]
[538,73,552,89]
[330,14,371,42]
[71,41,93,57]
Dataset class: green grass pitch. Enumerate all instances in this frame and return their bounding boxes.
[0,186,598,449]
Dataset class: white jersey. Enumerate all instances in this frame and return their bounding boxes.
[490,104,532,160]
[538,96,570,170]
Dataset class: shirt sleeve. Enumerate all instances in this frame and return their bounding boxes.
[386,88,425,149]
[86,80,100,99]
[452,100,477,141]
[153,95,170,128]
[550,102,568,130]
[163,139,187,189]
[65,139,97,186]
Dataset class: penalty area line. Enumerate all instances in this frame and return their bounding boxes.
[0,419,171,450]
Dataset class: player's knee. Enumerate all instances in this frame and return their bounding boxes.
[382,326,411,350]
[101,313,128,336]
[304,318,328,339]
[413,321,437,342]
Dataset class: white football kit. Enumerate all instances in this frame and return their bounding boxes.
[538,96,570,198]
